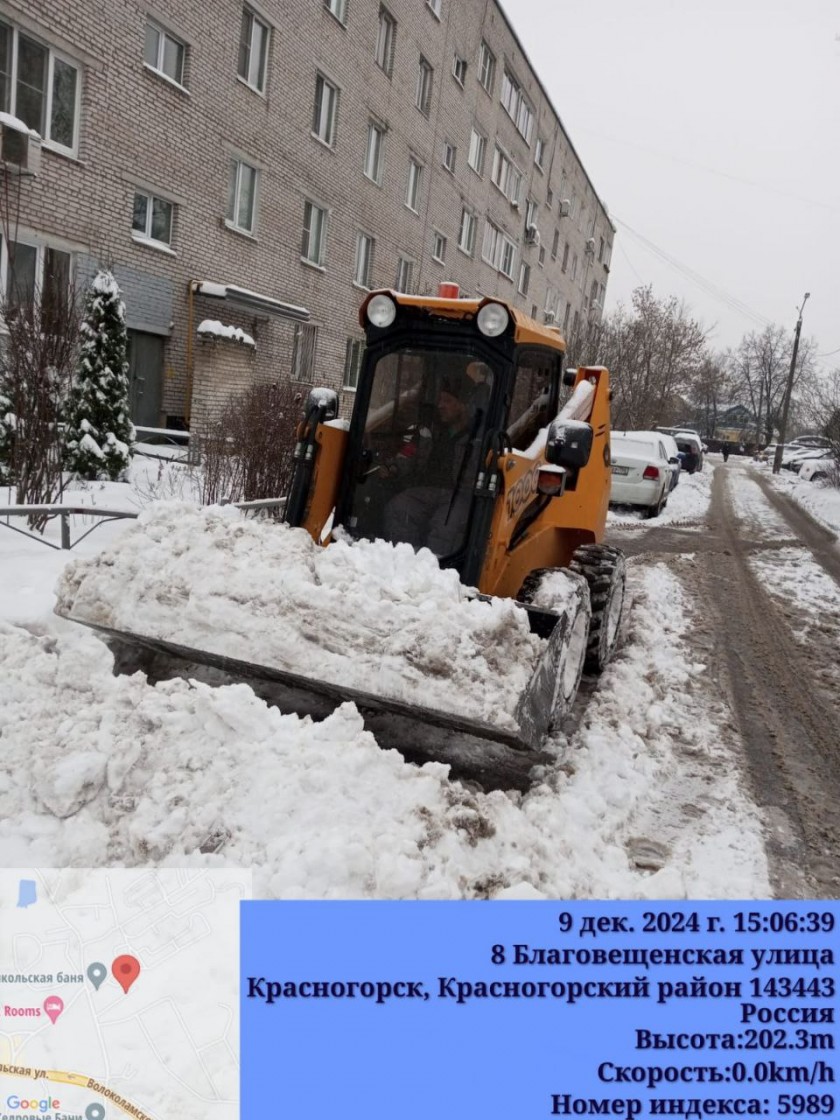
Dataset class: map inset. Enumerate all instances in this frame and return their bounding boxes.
[0,869,249,1120]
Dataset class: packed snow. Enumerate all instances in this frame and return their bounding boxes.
[607,464,713,527]
[197,320,256,347]
[55,503,545,729]
[0,564,768,898]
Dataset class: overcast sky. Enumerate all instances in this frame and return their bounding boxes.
[510,0,840,371]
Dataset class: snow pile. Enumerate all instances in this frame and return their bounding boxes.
[55,503,545,727]
[0,562,769,898]
[197,320,256,347]
[766,470,840,536]
[608,464,714,527]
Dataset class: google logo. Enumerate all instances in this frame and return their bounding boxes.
[6,1097,60,1112]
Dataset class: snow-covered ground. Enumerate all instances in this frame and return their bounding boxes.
[759,461,840,536]
[3,450,839,900]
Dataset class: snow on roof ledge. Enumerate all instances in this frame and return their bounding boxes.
[197,319,256,347]
[0,111,41,139]
[192,280,310,322]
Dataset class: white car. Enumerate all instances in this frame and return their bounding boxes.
[610,431,675,517]
[799,455,837,483]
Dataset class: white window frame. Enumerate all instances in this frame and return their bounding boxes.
[343,337,364,390]
[570,252,578,283]
[144,19,186,88]
[375,7,396,75]
[415,56,433,116]
[477,40,495,93]
[325,0,348,24]
[1,234,73,318]
[237,7,270,93]
[561,242,569,272]
[481,221,516,279]
[302,200,328,267]
[518,262,530,296]
[457,208,476,256]
[354,231,374,288]
[525,199,537,229]
[500,69,533,144]
[395,256,414,292]
[442,140,456,173]
[364,121,384,184]
[535,136,546,169]
[131,190,175,250]
[0,20,82,155]
[226,158,259,235]
[312,73,339,147]
[427,0,442,17]
[467,128,485,176]
[405,158,423,212]
[491,145,521,205]
[452,55,467,86]
[432,231,446,263]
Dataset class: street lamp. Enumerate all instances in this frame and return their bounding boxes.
[772,293,810,475]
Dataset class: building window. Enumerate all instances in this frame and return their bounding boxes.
[563,302,571,332]
[458,208,476,256]
[572,310,579,337]
[292,323,318,382]
[551,229,560,260]
[598,236,605,263]
[312,74,339,146]
[132,191,174,247]
[570,253,578,282]
[3,238,71,320]
[546,187,553,206]
[226,158,259,234]
[432,231,446,263]
[427,0,442,17]
[395,256,413,292]
[491,145,521,205]
[518,262,530,296]
[538,245,545,266]
[415,56,433,115]
[237,8,269,92]
[364,121,384,183]
[0,21,80,153]
[375,7,396,75]
[302,200,328,266]
[144,19,186,87]
[452,55,467,85]
[354,231,374,287]
[561,241,569,272]
[442,141,456,173]
[405,158,422,211]
[535,136,546,169]
[343,338,364,390]
[477,40,495,93]
[482,221,516,279]
[525,199,537,229]
[325,0,347,23]
[467,128,485,175]
[500,69,533,144]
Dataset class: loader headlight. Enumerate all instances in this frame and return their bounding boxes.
[476,302,509,337]
[366,294,397,328]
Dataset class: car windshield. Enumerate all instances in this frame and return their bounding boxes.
[343,347,494,558]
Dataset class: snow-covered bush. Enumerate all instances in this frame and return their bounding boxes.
[64,270,135,481]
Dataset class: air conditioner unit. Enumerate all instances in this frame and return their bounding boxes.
[543,310,556,324]
[585,237,596,254]
[559,199,571,217]
[524,225,541,247]
[0,122,41,176]
[510,198,520,210]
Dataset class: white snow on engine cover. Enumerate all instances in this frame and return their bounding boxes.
[55,503,546,728]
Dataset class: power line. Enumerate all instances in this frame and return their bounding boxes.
[612,216,772,329]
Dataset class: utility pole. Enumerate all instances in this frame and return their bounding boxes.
[772,292,810,474]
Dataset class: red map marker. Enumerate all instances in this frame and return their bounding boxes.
[112,955,141,994]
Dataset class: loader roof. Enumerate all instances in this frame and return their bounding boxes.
[359,289,567,352]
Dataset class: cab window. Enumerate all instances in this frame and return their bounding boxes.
[506,349,560,452]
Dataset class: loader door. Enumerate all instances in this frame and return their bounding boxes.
[341,347,495,560]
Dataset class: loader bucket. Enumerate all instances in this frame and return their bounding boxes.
[57,599,583,790]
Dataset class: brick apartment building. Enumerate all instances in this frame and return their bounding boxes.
[0,0,613,431]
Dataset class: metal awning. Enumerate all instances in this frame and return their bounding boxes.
[191,280,310,323]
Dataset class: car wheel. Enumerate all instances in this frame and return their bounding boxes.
[646,487,666,519]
